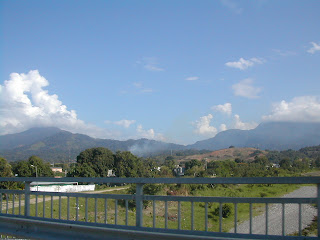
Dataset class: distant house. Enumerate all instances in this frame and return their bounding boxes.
[174,166,185,177]
[107,169,116,177]
[153,167,161,172]
[51,167,63,173]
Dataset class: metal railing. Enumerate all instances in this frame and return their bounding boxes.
[0,177,319,240]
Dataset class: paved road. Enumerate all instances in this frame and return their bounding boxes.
[229,186,317,235]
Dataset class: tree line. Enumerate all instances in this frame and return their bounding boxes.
[1,145,320,190]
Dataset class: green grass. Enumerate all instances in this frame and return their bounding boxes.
[2,184,308,235]
[3,183,305,233]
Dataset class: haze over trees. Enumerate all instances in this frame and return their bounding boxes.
[1,123,320,162]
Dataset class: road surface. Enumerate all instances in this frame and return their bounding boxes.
[229,186,317,235]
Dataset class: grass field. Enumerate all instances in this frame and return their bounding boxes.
[2,183,302,233]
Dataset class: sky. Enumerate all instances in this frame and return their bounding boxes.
[0,0,320,145]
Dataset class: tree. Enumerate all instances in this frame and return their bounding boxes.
[279,158,291,170]
[292,158,310,172]
[253,156,270,169]
[68,163,96,177]
[77,148,114,177]
[114,151,144,177]
[0,157,14,189]
[0,157,13,178]
[12,160,33,177]
[141,158,159,177]
[185,159,202,171]
[159,166,174,177]
[185,165,205,177]
[28,156,54,177]
[315,157,320,168]
[163,156,175,170]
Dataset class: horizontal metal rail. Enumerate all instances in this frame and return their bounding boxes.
[0,177,318,240]
[1,176,319,184]
[143,195,317,204]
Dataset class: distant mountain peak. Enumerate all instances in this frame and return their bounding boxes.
[0,127,62,150]
[189,121,320,151]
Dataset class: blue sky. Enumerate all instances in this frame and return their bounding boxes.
[1,0,320,144]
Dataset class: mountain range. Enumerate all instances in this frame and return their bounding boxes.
[0,128,184,162]
[1,121,320,162]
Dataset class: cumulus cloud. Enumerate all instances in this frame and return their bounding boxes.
[232,79,261,99]
[307,42,320,54]
[220,124,227,131]
[225,57,263,70]
[185,76,199,81]
[233,114,258,130]
[193,114,218,137]
[0,70,111,138]
[105,119,136,128]
[262,96,320,122]
[136,124,165,141]
[212,103,232,115]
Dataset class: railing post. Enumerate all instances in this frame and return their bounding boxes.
[24,181,31,217]
[136,183,144,227]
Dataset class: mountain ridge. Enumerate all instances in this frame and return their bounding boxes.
[0,127,184,161]
[1,121,320,162]
[189,122,320,150]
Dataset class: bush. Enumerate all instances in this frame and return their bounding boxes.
[212,203,234,218]
[120,184,163,210]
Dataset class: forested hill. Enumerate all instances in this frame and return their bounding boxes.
[0,128,184,162]
[189,122,320,151]
[1,122,320,162]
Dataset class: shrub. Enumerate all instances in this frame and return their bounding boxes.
[212,203,234,218]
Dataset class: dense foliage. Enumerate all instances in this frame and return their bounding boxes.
[0,157,14,189]
[11,156,54,177]
[68,147,159,178]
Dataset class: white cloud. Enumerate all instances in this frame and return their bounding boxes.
[133,82,142,88]
[212,103,232,115]
[220,0,243,14]
[307,42,320,54]
[140,88,153,93]
[105,119,136,128]
[232,78,261,99]
[220,124,227,131]
[193,114,218,137]
[233,114,258,130]
[136,125,155,138]
[0,70,112,138]
[136,124,165,141]
[272,49,297,57]
[225,57,263,70]
[145,65,164,72]
[132,82,153,94]
[262,96,320,122]
[137,57,164,72]
[185,76,199,81]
